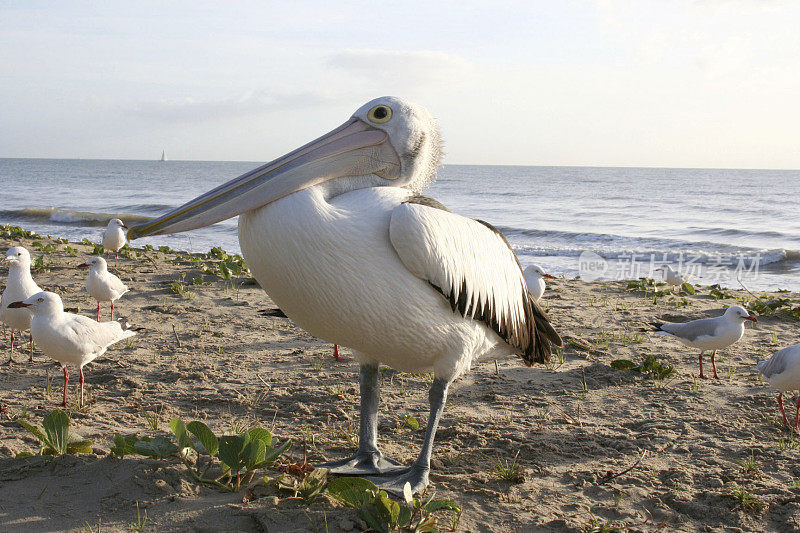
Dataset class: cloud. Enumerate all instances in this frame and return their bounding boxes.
[328,49,475,85]
[129,90,338,124]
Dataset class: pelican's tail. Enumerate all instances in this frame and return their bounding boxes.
[521,292,562,366]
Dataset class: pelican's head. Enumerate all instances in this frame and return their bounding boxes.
[4,246,32,269]
[8,291,64,316]
[78,256,108,272]
[108,218,128,230]
[127,97,442,239]
[723,305,758,323]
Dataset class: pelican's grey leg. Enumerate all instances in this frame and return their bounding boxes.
[318,363,405,475]
[369,377,451,495]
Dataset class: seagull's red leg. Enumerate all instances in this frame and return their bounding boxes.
[793,394,800,429]
[96,302,100,322]
[779,392,792,428]
[115,251,118,267]
[28,335,33,363]
[106,250,109,260]
[698,352,705,379]
[111,301,114,321]
[6,330,15,364]
[711,350,719,379]
[79,367,85,408]
[62,366,69,408]
[332,344,352,362]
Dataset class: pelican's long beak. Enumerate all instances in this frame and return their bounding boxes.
[128,118,400,239]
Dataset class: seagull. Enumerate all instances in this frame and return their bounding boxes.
[655,265,692,292]
[79,256,129,321]
[756,343,800,429]
[523,264,555,301]
[653,305,757,379]
[8,291,136,407]
[0,246,43,364]
[101,218,128,266]
[127,96,562,494]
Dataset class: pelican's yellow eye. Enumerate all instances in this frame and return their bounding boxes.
[367,105,392,124]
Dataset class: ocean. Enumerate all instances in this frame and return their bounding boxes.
[1,158,798,291]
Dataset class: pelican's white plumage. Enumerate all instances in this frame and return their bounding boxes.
[81,256,129,321]
[0,246,42,363]
[128,96,561,494]
[9,291,135,407]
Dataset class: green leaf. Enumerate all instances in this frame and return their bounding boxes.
[110,435,139,458]
[397,506,413,527]
[67,440,94,454]
[243,439,267,472]
[18,420,47,446]
[219,435,248,473]
[187,421,219,456]
[404,415,420,430]
[327,477,380,509]
[610,359,637,371]
[423,499,461,514]
[247,427,272,447]
[682,282,696,295]
[134,435,179,458]
[255,438,291,468]
[42,410,71,455]
[169,418,193,451]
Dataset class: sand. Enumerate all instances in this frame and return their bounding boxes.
[1,229,799,532]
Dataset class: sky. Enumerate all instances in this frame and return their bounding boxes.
[1,0,800,168]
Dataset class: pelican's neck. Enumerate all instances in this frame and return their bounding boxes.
[317,174,410,202]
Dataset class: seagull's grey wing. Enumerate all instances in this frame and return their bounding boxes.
[757,345,800,378]
[660,317,720,341]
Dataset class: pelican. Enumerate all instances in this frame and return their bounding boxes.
[127,97,562,494]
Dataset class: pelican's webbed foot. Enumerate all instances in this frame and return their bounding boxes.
[318,451,406,476]
[367,464,430,496]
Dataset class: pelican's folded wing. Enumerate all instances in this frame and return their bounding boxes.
[389,197,561,365]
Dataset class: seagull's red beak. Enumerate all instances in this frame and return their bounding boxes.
[8,301,30,308]
[543,274,556,279]
[121,225,128,229]
[746,315,758,322]
[77,263,89,269]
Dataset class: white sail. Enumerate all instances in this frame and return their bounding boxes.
[160,150,167,162]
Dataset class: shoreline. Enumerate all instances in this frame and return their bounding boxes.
[1,225,800,531]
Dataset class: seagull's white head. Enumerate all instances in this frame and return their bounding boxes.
[3,246,32,269]
[524,264,555,280]
[78,256,108,272]
[127,96,443,239]
[723,305,758,323]
[8,291,63,316]
[108,218,128,230]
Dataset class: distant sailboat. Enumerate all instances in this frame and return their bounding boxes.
[160,150,167,162]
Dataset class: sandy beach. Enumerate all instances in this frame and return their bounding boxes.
[1,227,799,532]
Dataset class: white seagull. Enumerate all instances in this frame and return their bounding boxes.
[654,305,757,379]
[756,343,800,429]
[79,256,129,321]
[655,265,692,292]
[127,96,562,494]
[9,291,136,407]
[1,246,43,363]
[523,264,555,301]
[101,218,128,266]
[8,291,136,407]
